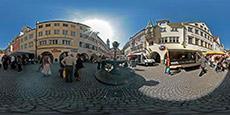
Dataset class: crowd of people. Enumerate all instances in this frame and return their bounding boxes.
[199,54,230,76]
[0,55,24,72]
[38,52,84,83]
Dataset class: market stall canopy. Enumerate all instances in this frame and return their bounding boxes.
[204,51,225,55]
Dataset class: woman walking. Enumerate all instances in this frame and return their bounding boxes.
[41,56,52,76]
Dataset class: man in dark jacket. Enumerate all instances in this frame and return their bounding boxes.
[75,54,84,81]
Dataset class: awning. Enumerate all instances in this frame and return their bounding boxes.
[204,51,225,55]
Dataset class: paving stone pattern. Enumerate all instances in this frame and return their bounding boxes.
[0,63,229,114]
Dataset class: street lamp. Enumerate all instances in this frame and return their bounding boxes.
[35,21,39,62]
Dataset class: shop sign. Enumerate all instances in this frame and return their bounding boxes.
[51,48,61,53]
[159,45,166,51]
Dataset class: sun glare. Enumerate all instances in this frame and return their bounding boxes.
[82,19,114,42]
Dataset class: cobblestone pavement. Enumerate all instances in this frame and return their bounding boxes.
[0,63,229,115]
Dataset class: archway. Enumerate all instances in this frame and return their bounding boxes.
[81,53,89,62]
[150,52,161,63]
[41,51,54,63]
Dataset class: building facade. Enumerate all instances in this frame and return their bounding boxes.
[8,20,110,62]
[124,20,224,67]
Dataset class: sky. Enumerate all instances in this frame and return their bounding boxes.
[0,0,230,50]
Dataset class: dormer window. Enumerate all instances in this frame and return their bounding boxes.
[160,28,166,32]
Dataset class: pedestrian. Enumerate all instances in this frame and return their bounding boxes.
[2,55,9,70]
[17,56,23,72]
[199,56,208,77]
[59,52,67,78]
[0,55,2,69]
[97,55,102,70]
[41,56,52,76]
[164,49,172,76]
[61,53,76,82]
[74,54,84,81]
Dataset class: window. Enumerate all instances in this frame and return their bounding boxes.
[176,37,179,43]
[195,23,198,26]
[29,34,33,39]
[188,27,193,32]
[195,29,199,34]
[45,30,51,35]
[49,40,58,45]
[39,40,47,45]
[38,25,43,28]
[204,34,207,38]
[164,37,168,43]
[62,40,71,45]
[38,31,43,36]
[80,33,83,37]
[201,40,204,46]
[169,37,173,42]
[171,28,178,32]
[29,42,34,48]
[188,36,193,44]
[71,31,76,36]
[63,30,68,35]
[80,26,83,30]
[160,28,166,32]
[200,25,203,28]
[54,23,60,26]
[71,25,76,28]
[46,24,51,27]
[24,36,28,41]
[200,31,203,36]
[20,45,23,49]
[63,23,68,27]
[54,30,60,34]
[85,43,90,48]
[24,43,27,49]
[195,38,199,45]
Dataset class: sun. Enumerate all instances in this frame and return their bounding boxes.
[82,19,114,42]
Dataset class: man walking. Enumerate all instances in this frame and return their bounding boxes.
[61,53,76,82]
[199,56,208,77]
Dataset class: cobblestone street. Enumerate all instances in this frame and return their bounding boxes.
[0,63,229,114]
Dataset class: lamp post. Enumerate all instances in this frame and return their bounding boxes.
[35,21,39,62]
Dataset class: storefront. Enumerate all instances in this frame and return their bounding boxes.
[168,49,201,69]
